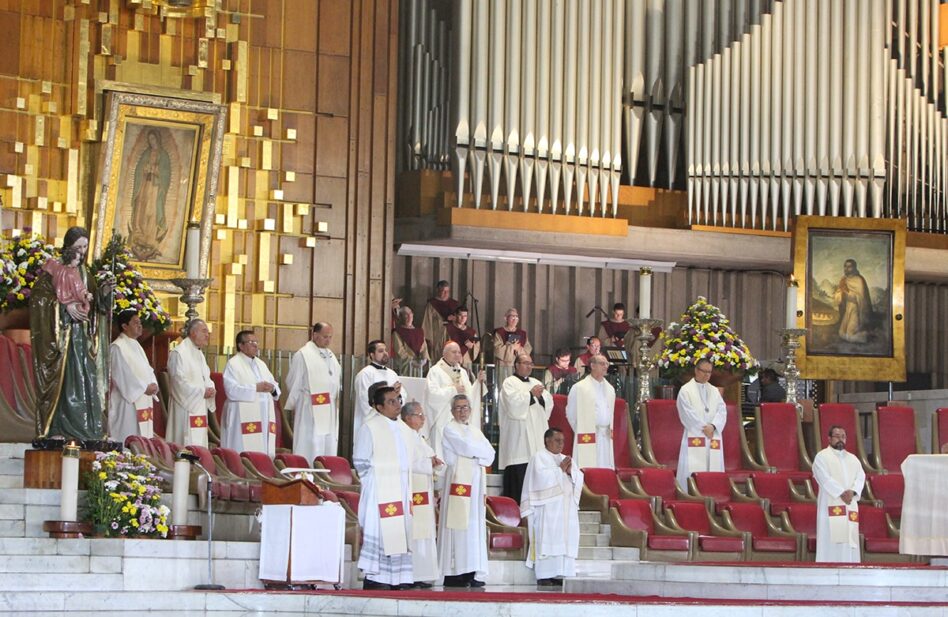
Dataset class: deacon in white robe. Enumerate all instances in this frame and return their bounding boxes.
[439,395,495,588]
[424,342,485,463]
[498,354,553,503]
[284,322,342,461]
[352,340,401,449]
[108,311,159,445]
[166,319,216,447]
[400,401,443,586]
[221,330,280,456]
[813,426,866,563]
[521,428,584,586]
[565,355,616,470]
[353,386,416,589]
[675,359,727,489]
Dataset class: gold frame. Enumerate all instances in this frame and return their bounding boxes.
[792,216,906,382]
[91,89,225,291]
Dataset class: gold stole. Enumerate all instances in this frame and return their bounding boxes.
[367,415,410,554]
[574,378,600,469]
[823,450,860,547]
[228,356,276,453]
[683,382,724,473]
[113,335,154,438]
[299,343,334,435]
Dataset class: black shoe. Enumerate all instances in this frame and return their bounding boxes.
[396,583,415,590]
[442,575,469,588]
[537,578,555,587]
[412,582,433,589]
[363,579,393,590]
[469,579,486,588]
[551,578,564,587]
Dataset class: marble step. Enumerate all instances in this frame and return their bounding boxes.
[579,522,611,534]
[0,443,30,458]
[577,546,614,560]
[578,511,601,523]
[579,533,610,547]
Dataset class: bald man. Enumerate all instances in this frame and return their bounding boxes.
[424,341,486,466]
[285,322,342,460]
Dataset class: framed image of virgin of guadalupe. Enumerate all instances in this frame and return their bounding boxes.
[791,216,906,382]
[91,88,225,289]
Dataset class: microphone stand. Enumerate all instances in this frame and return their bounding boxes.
[192,460,225,590]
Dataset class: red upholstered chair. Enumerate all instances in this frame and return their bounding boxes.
[813,403,878,473]
[864,473,904,521]
[148,437,177,471]
[640,399,684,470]
[549,394,574,455]
[663,500,746,561]
[185,445,243,501]
[859,505,914,563]
[746,472,814,516]
[485,496,527,560]
[624,467,707,511]
[871,406,922,475]
[721,502,804,561]
[211,447,262,502]
[0,336,19,411]
[780,503,818,560]
[931,408,948,453]
[240,450,289,485]
[210,372,226,427]
[722,403,771,482]
[313,456,361,492]
[607,499,694,561]
[335,489,361,519]
[579,467,650,517]
[124,434,154,457]
[274,453,310,470]
[754,403,813,482]
[688,471,764,514]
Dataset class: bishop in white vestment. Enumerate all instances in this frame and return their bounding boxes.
[498,354,553,502]
[675,359,727,489]
[221,331,280,456]
[166,319,216,447]
[521,428,584,586]
[439,395,494,588]
[401,401,442,586]
[108,311,159,445]
[565,355,616,470]
[813,426,866,563]
[284,322,342,461]
[424,342,485,462]
[352,340,401,449]
[353,386,416,589]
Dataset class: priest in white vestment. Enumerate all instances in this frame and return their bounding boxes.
[353,386,417,589]
[352,339,401,449]
[108,311,159,445]
[521,428,584,587]
[675,359,727,489]
[221,330,280,456]
[565,355,616,470]
[284,322,342,461]
[498,354,553,503]
[424,342,485,463]
[813,426,866,563]
[439,395,494,588]
[166,319,216,447]
[401,400,443,587]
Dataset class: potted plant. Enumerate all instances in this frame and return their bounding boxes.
[84,450,170,538]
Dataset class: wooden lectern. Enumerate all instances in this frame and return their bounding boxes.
[261,478,324,506]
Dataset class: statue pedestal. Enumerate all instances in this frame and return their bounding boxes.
[23,449,97,489]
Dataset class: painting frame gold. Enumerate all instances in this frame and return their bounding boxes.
[91,89,225,291]
[792,215,906,382]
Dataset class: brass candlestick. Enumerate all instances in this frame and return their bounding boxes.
[781,327,807,415]
[170,277,214,325]
[630,318,663,423]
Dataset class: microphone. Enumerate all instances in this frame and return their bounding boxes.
[176,451,200,464]
[585,305,602,318]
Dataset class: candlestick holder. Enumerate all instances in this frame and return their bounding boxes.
[630,318,663,426]
[170,277,214,325]
[780,327,808,416]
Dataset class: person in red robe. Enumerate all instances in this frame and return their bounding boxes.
[392,306,430,376]
[543,348,578,394]
[599,302,631,348]
[445,305,480,370]
[422,280,460,353]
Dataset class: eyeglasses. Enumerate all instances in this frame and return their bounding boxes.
[241,340,259,346]
[452,405,471,411]
[695,366,712,374]
[384,396,403,405]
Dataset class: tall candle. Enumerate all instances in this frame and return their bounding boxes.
[60,444,80,522]
[639,267,653,319]
[172,458,191,527]
[786,277,799,329]
[185,223,200,279]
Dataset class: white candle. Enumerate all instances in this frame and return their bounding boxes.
[786,280,799,329]
[172,458,191,527]
[185,224,200,279]
[639,267,653,319]
[59,447,80,522]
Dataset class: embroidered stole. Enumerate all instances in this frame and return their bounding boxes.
[683,382,724,473]
[823,450,861,547]
[446,454,475,530]
[367,415,410,554]
[574,378,601,469]
[228,356,276,453]
[299,342,334,435]
[175,339,210,447]
[113,335,154,438]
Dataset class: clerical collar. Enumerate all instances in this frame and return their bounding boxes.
[516,374,530,382]
[371,362,386,370]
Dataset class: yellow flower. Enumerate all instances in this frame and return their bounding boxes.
[130,519,139,528]
[98,472,107,480]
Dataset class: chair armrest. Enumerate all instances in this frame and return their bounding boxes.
[620,477,650,499]
[789,482,815,503]
[652,511,694,537]
[579,485,608,517]
[764,510,798,538]
[779,511,793,532]
[240,458,287,484]
[709,513,745,537]
[606,506,649,549]
[885,513,900,537]
[674,485,710,506]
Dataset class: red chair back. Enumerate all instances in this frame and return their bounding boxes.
[124,435,153,457]
[664,501,712,534]
[749,472,793,502]
[935,408,948,453]
[0,336,20,408]
[636,467,679,500]
[691,472,732,507]
[642,399,683,469]
[784,503,817,535]
[583,468,621,501]
[867,473,904,518]
[335,489,360,514]
[615,499,655,533]
[210,372,226,426]
[315,456,356,484]
[721,403,744,473]
[723,503,769,536]
[816,404,860,454]
[275,453,310,468]
[549,394,574,455]
[151,399,168,440]
[272,399,286,449]
[759,403,803,472]
[876,406,918,471]
[149,438,175,467]
[486,495,523,527]
[185,445,219,474]
[241,451,279,478]
[858,505,889,538]
[212,447,248,478]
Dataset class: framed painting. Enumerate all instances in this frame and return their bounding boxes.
[91,89,225,288]
[792,216,906,382]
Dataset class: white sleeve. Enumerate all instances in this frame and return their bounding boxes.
[223,360,258,402]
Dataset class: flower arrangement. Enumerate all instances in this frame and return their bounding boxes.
[0,230,56,311]
[657,296,758,381]
[85,450,170,538]
[93,235,172,333]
